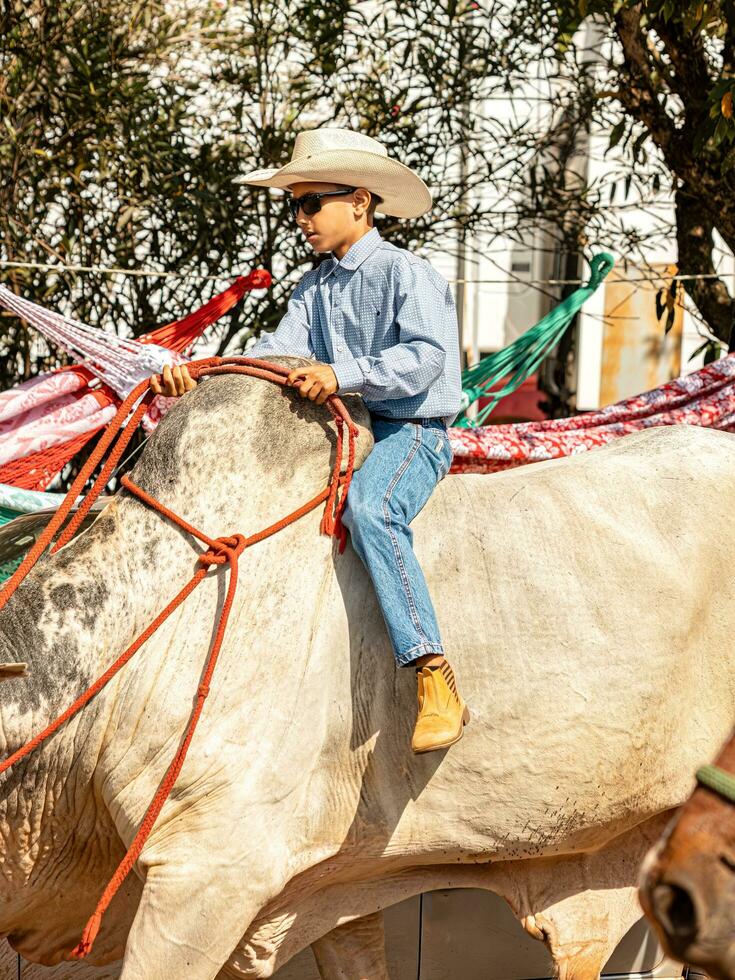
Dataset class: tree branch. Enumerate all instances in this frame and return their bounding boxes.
[675,184,735,345]
[613,5,678,157]
[611,5,735,254]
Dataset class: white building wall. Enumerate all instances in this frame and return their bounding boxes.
[427,16,731,411]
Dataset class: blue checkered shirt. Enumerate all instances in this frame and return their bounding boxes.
[248,226,462,424]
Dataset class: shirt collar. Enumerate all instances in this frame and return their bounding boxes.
[321,227,382,280]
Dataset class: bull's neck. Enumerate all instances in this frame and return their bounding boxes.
[0,469,333,803]
[0,421,340,941]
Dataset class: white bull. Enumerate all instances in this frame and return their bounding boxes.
[1,356,733,980]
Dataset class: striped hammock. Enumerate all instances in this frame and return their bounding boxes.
[0,270,270,490]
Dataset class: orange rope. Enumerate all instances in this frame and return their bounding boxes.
[0,356,358,958]
[138,269,272,353]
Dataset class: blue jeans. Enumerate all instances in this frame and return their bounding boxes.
[341,416,454,667]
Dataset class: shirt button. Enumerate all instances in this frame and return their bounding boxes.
[336,344,345,352]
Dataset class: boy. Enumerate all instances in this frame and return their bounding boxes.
[152,127,469,753]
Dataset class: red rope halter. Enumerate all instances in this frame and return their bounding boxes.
[0,356,359,959]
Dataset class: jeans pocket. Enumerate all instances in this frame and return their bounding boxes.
[443,434,454,476]
[423,429,450,480]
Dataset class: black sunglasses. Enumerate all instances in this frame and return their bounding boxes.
[288,186,357,220]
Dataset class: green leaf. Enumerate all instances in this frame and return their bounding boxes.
[631,129,648,163]
[606,119,626,154]
[688,339,723,363]
[713,116,729,147]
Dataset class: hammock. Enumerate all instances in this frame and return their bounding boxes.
[0,481,71,524]
[0,271,269,398]
[0,485,108,584]
[0,369,118,489]
[0,270,270,489]
[457,253,614,426]
[448,352,735,473]
[2,348,733,582]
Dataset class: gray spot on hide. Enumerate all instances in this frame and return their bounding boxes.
[0,514,114,756]
[130,355,371,497]
[0,572,97,803]
[0,577,92,715]
[74,579,110,631]
[49,583,76,611]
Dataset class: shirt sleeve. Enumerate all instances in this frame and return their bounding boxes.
[248,273,316,359]
[331,262,450,400]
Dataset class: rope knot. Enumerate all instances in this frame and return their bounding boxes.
[198,533,247,568]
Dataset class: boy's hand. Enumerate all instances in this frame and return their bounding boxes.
[286,362,338,405]
[149,364,197,398]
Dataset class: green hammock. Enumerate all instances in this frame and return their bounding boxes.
[0,507,24,583]
[456,252,615,427]
[0,485,80,584]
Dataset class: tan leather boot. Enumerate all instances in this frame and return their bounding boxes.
[411,659,470,754]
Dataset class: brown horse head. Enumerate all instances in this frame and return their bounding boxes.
[640,729,735,979]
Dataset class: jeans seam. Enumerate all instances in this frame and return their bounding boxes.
[398,641,445,664]
[383,426,426,645]
[381,423,433,652]
[437,442,449,479]
[425,432,452,479]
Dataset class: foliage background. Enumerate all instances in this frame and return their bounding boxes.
[2,0,735,395]
[0,0,502,390]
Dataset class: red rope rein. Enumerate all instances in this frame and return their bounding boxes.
[0,356,358,959]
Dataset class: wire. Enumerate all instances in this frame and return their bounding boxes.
[457,272,735,285]
[106,432,151,486]
[1,257,733,287]
[0,260,249,283]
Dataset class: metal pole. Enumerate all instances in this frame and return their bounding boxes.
[455,98,471,371]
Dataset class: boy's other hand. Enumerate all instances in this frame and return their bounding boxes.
[149,364,197,398]
[286,362,338,405]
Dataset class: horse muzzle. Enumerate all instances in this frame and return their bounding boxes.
[641,850,735,979]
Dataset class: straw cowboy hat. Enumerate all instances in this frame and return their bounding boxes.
[233,127,432,219]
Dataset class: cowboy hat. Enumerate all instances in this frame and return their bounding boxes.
[233,127,432,219]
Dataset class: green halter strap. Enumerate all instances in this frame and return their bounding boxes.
[696,763,735,804]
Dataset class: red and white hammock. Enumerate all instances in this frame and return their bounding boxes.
[448,353,735,474]
[4,267,732,487]
[0,271,270,490]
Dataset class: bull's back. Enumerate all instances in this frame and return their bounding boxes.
[355,425,735,859]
